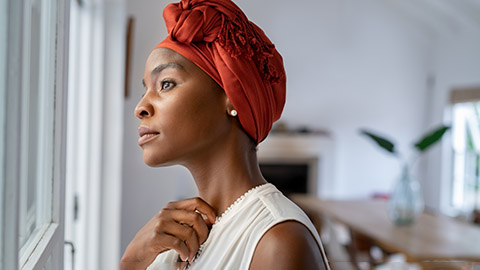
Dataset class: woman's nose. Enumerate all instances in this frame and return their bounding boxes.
[134,96,154,119]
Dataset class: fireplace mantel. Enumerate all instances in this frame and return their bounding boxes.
[257,134,335,198]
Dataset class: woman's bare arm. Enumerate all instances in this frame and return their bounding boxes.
[250,221,327,270]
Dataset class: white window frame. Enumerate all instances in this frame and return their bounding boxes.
[1,0,70,269]
[63,0,124,269]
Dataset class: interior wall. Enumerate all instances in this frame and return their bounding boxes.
[121,0,433,253]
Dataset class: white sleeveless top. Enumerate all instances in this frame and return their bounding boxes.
[147,183,330,270]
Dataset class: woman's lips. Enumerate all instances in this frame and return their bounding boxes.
[138,126,160,146]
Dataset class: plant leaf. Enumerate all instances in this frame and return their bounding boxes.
[360,130,397,155]
[414,125,450,152]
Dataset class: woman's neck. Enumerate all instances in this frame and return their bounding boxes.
[182,135,266,217]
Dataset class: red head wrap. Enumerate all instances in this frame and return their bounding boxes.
[155,0,286,144]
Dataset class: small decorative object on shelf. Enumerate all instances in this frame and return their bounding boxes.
[360,125,450,226]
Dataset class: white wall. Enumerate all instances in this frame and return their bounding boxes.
[121,0,436,253]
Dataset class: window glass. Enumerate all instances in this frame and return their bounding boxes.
[451,102,480,213]
[0,0,7,266]
[18,0,57,265]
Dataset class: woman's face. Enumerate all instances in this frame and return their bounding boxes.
[135,48,230,167]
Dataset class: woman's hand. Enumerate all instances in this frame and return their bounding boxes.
[120,197,217,270]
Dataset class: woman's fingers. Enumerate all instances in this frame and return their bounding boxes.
[156,199,215,262]
[165,197,217,225]
[159,221,199,262]
[180,223,200,262]
[168,209,210,244]
[154,233,189,262]
[158,210,208,261]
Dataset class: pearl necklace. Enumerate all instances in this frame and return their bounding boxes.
[183,183,267,269]
[214,183,266,223]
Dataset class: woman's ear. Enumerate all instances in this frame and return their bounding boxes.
[225,98,237,117]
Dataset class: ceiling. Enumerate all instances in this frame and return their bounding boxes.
[375,0,480,36]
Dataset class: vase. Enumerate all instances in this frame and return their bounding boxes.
[387,165,424,226]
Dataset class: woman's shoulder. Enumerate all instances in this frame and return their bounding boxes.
[248,184,329,269]
[250,220,328,270]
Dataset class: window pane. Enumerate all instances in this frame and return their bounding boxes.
[451,102,480,213]
[0,0,8,266]
[18,0,57,265]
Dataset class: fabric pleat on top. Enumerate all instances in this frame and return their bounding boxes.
[155,0,286,144]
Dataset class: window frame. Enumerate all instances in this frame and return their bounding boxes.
[63,0,124,269]
[1,0,70,269]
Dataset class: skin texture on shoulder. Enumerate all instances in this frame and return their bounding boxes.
[250,221,327,270]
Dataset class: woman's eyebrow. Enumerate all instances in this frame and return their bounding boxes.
[142,62,185,88]
[151,62,185,77]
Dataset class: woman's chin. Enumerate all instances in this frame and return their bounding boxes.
[143,157,164,167]
[143,153,175,167]
[143,159,157,167]
[143,153,161,167]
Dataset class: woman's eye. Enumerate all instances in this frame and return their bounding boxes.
[160,80,175,91]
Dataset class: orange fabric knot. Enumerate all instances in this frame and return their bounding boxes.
[164,3,222,43]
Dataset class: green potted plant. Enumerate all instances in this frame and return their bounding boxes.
[360,125,450,225]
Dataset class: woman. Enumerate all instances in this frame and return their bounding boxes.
[120,0,329,269]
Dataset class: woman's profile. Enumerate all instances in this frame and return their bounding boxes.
[120,0,329,269]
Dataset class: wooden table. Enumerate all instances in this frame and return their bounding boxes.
[291,196,480,267]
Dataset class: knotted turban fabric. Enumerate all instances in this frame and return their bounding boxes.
[155,0,286,144]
